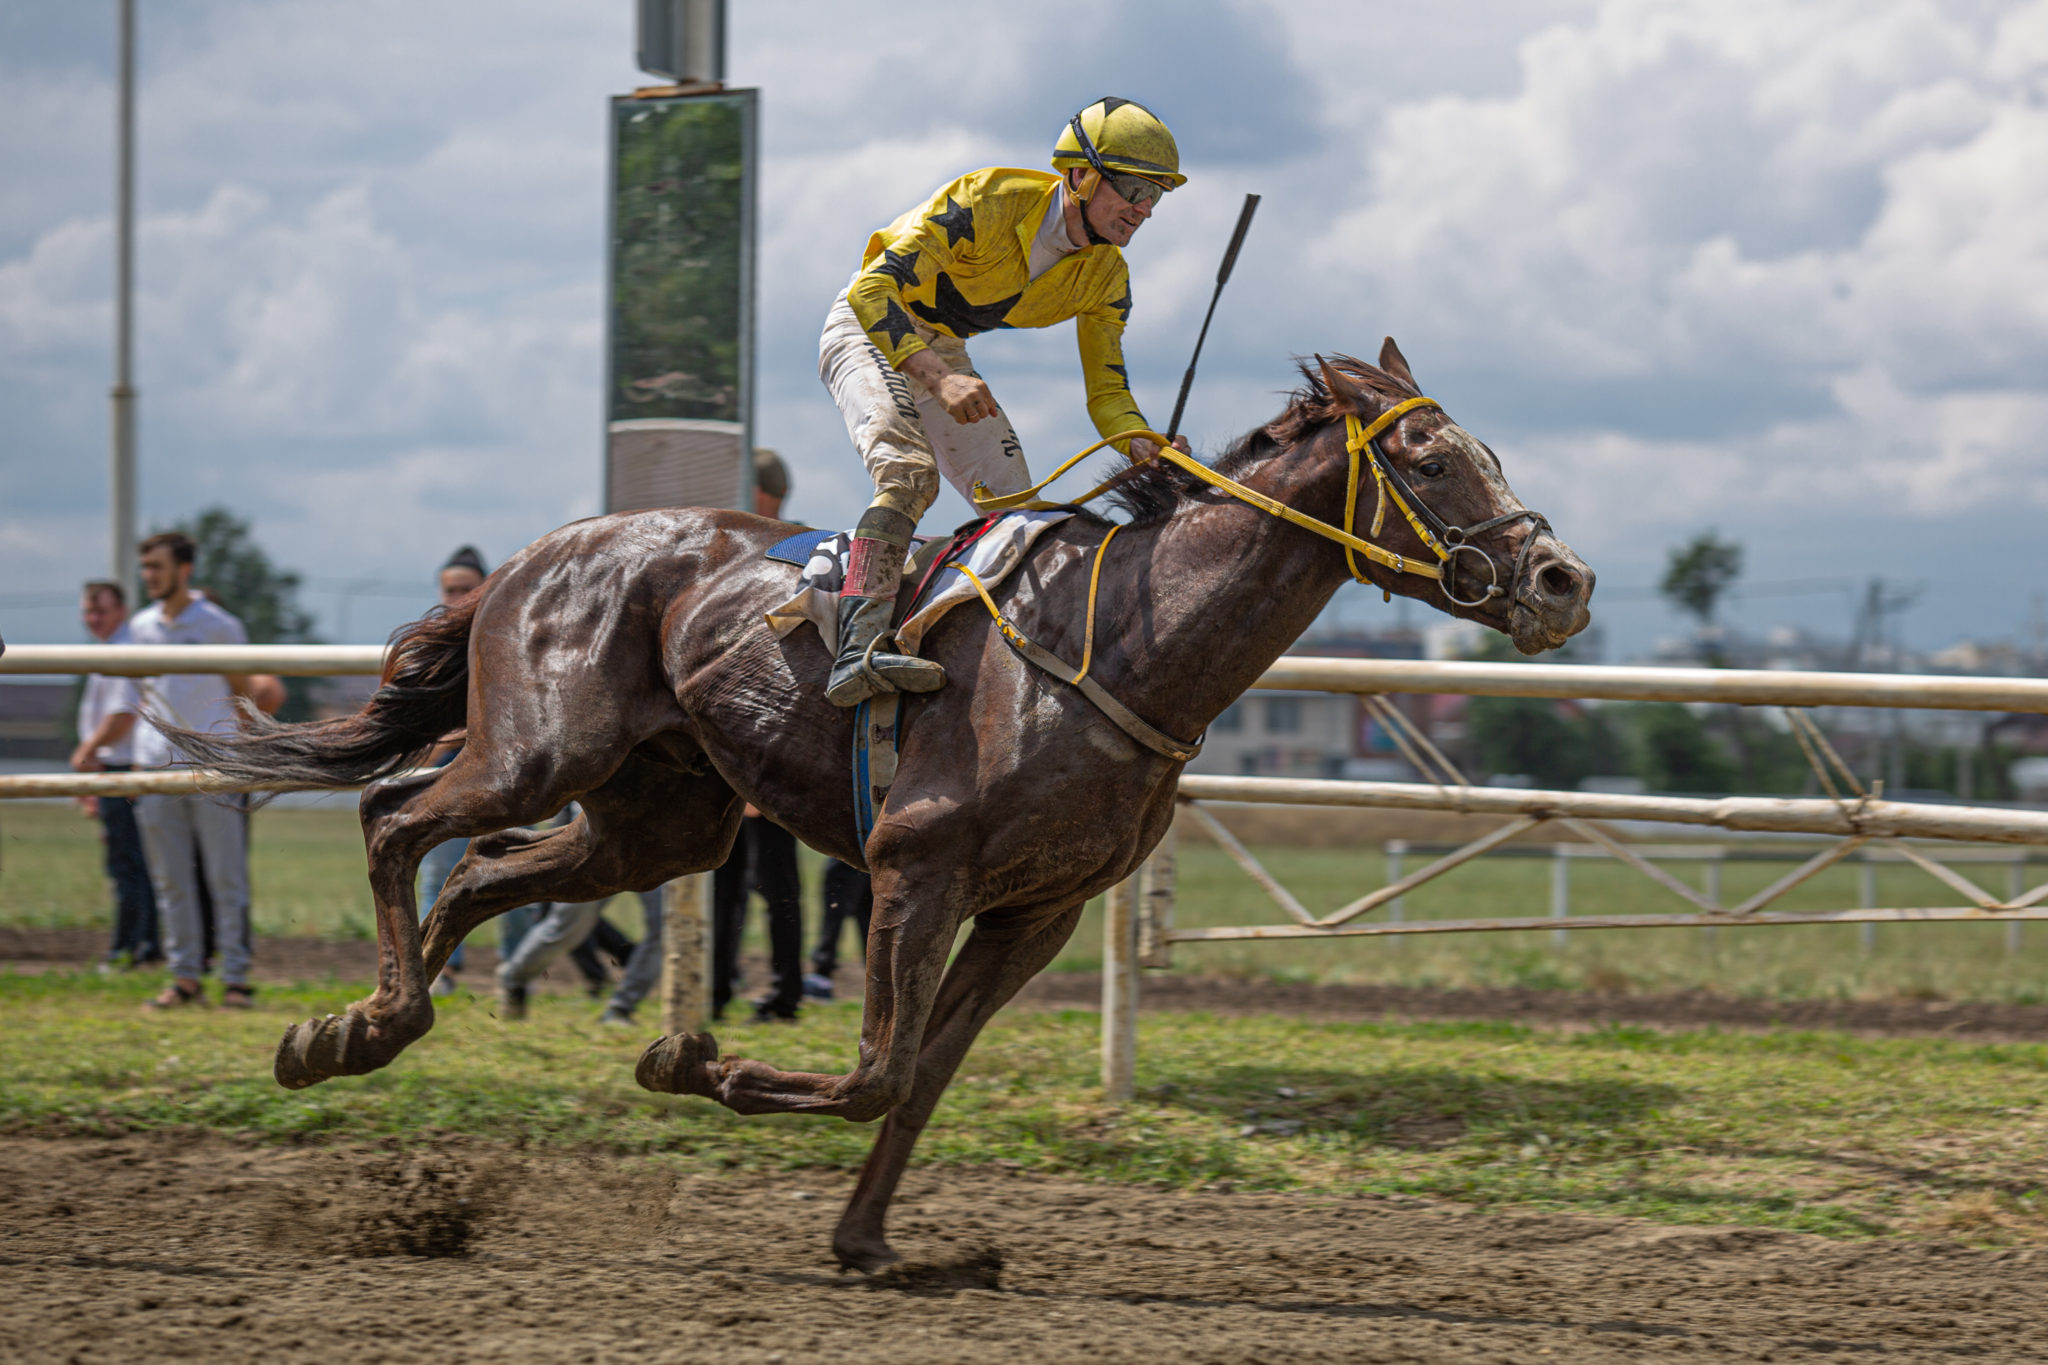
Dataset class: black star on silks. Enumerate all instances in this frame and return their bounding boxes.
[908,271,1022,337]
[1106,282,1133,323]
[927,195,976,248]
[865,297,919,351]
[869,246,921,289]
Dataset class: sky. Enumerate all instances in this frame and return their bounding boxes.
[3,0,2046,660]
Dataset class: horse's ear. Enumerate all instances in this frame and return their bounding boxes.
[1315,354,1375,416]
[1378,337,1418,392]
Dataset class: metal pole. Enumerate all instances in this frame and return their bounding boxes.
[1702,850,1722,947]
[1550,846,1570,948]
[1137,827,1177,970]
[659,871,713,1036]
[1858,854,1878,954]
[110,0,138,594]
[1385,839,1406,947]
[2010,856,2026,957]
[1101,877,1139,1102]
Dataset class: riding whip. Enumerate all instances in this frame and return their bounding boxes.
[1165,192,1260,440]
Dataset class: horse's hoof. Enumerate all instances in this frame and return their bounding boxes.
[634,1032,719,1096]
[833,1234,903,1276]
[273,1010,382,1089]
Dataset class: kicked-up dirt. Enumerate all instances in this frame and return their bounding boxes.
[1,1131,2042,1364]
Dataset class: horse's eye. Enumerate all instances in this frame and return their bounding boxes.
[1419,460,1445,478]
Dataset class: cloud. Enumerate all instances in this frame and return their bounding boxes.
[2,0,2046,659]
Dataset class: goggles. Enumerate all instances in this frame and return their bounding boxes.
[1100,170,1169,209]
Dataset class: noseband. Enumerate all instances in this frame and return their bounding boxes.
[1343,401,1553,609]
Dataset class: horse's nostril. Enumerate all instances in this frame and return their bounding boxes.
[1539,564,1579,599]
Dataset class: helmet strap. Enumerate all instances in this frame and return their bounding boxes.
[1067,168,1113,247]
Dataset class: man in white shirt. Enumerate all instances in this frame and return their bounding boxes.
[127,531,260,1009]
[70,579,160,967]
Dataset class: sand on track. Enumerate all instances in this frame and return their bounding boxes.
[3,1132,2041,1364]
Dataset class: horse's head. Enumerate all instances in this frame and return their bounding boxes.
[1291,340,1594,654]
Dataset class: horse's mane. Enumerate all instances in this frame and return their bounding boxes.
[1099,353,1423,527]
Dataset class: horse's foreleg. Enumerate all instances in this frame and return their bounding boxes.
[830,902,1084,1273]
[636,872,962,1121]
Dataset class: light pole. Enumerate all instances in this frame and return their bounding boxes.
[110,0,138,595]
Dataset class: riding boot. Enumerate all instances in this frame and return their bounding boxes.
[825,507,947,708]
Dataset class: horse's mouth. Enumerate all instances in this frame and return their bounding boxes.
[1508,600,1586,656]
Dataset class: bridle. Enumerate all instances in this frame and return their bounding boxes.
[1341,399,1553,609]
[971,397,1552,612]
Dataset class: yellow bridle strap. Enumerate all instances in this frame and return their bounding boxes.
[1073,523,1120,684]
[971,398,1447,584]
[1343,398,1447,583]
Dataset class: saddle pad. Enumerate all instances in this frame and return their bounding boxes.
[764,509,1074,652]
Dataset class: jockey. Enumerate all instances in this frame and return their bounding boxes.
[818,95,1193,706]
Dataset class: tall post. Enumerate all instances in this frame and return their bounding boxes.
[659,871,714,1035]
[109,0,138,594]
[1100,877,1139,1102]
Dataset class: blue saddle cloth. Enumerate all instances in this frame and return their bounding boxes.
[765,528,834,567]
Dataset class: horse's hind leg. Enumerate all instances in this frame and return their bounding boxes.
[418,750,743,978]
[830,901,1085,1272]
[274,753,574,1090]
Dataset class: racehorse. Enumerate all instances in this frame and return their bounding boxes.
[172,341,1593,1272]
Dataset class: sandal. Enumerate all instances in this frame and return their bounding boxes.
[144,980,205,1011]
[220,984,257,1010]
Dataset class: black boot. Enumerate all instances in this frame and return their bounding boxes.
[824,596,946,707]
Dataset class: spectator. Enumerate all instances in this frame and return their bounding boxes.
[495,882,663,1025]
[804,859,871,1001]
[711,814,806,1023]
[707,449,805,1023]
[127,530,262,1010]
[69,579,160,969]
[412,546,529,997]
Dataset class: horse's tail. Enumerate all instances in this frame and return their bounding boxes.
[163,595,480,799]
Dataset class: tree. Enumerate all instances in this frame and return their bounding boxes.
[161,506,320,720]
[1625,703,1737,793]
[1660,531,1743,628]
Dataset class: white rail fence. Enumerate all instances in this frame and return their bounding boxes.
[7,644,2048,1097]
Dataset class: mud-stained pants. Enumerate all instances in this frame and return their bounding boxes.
[819,286,1035,524]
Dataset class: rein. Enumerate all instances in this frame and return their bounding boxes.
[942,396,1551,763]
[970,397,1546,606]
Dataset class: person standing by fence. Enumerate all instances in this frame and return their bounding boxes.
[804,859,871,1001]
[127,531,262,1010]
[69,579,160,969]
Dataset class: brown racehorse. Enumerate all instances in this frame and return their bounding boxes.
[172,343,1593,1271]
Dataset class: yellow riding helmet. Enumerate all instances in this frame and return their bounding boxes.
[1052,97,1187,189]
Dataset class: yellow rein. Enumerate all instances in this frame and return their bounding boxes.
[970,396,1448,584]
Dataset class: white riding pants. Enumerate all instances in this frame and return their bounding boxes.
[818,285,1034,523]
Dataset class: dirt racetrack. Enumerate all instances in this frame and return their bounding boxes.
[4,1131,2042,1364]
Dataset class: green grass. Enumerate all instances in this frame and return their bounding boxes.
[10,802,2048,1000]
[5,968,2048,1243]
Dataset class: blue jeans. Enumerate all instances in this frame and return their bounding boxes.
[97,769,160,960]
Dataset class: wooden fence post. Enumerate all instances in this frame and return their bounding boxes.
[1137,828,1177,970]
[1858,853,1878,955]
[660,872,714,1036]
[1386,839,1407,947]
[1101,876,1139,1103]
